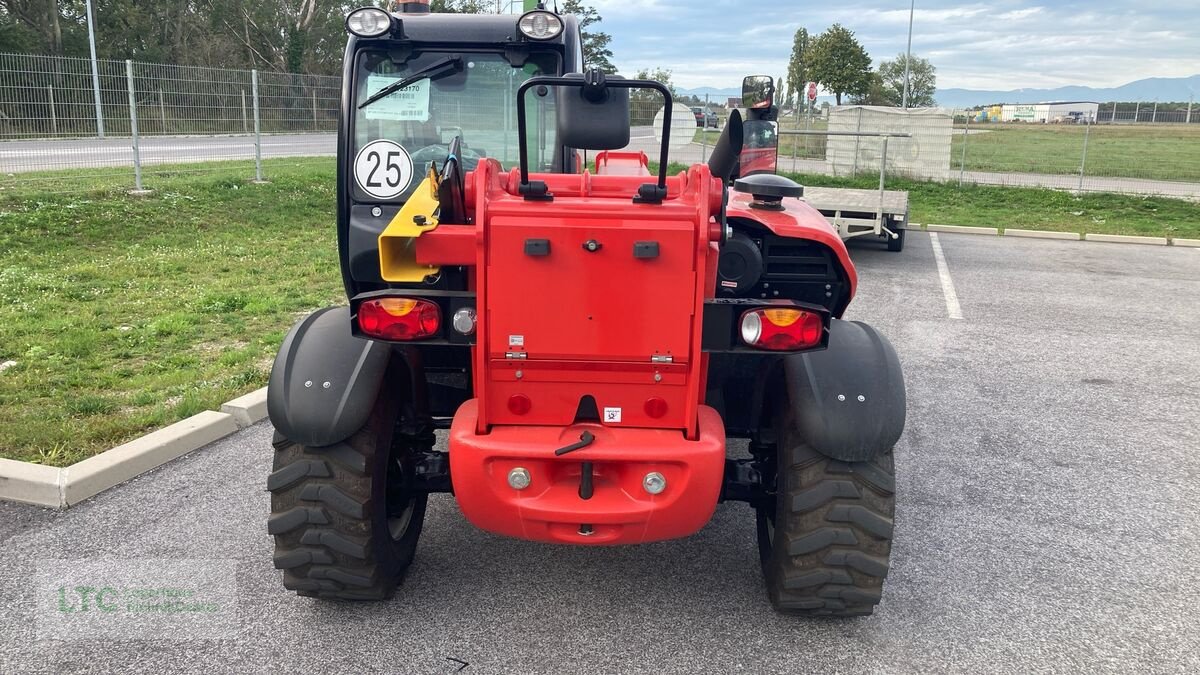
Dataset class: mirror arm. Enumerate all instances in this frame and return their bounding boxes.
[516,75,673,200]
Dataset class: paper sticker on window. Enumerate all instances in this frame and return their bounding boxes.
[364,75,431,122]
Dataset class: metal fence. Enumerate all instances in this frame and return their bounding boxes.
[0,52,338,194]
[767,106,1200,200]
[1,51,1198,201]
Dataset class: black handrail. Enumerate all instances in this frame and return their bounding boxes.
[515,75,673,196]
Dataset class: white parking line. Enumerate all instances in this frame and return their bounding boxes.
[929,232,964,320]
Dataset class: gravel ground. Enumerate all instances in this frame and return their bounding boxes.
[2,232,1198,674]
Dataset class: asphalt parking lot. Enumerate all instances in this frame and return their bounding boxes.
[2,232,1198,673]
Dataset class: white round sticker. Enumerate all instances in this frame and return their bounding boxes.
[354,140,413,199]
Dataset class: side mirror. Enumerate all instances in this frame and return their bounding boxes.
[742,75,774,110]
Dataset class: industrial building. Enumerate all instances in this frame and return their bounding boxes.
[1000,102,1100,123]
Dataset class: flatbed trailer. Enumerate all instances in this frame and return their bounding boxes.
[802,186,910,251]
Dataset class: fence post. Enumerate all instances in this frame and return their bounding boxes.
[1187,96,1193,125]
[125,60,144,191]
[700,94,709,163]
[241,90,249,133]
[1078,115,1092,194]
[958,113,970,187]
[852,107,863,177]
[47,86,57,135]
[878,135,889,220]
[1133,101,1140,124]
[1152,100,1158,124]
[252,69,263,181]
[86,0,105,138]
[312,90,318,131]
[158,88,166,133]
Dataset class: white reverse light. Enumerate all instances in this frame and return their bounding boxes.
[452,307,477,336]
[740,311,762,345]
[346,8,392,38]
[518,11,563,40]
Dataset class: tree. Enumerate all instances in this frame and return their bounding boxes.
[776,74,787,112]
[561,0,615,73]
[878,53,937,108]
[784,28,809,113]
[631,67,676,125]
[808,24,872,105]
[1,0,67,54]
[850,73,890,106]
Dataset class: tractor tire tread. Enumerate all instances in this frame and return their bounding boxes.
[763,435,895,617]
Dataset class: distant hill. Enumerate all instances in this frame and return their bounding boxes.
[676,86,742,101]
[936,74,1200,108]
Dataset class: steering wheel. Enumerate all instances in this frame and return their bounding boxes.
[410,143,482,172]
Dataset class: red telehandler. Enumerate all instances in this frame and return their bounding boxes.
[266,4,905,616]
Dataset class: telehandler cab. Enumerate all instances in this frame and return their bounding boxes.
[266,3,906,617]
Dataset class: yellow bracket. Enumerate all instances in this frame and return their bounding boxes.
[379,171,441,282]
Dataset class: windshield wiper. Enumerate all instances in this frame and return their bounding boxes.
[358,56,462,110]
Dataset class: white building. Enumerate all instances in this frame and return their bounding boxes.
[1000,102,1100,123]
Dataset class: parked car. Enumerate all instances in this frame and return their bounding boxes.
[691,106,719,128]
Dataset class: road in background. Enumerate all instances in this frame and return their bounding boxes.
[3,234,1198,673]
[0,134,335,172]
[4,131,1198,201]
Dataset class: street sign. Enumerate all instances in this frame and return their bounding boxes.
[807,82,817,102]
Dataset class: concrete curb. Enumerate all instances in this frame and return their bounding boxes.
[1003,229,1082,241]
[926,224,1000,235]
[0,390,264,509]
[916,225,1196,247]
[0,458,62,508]
[62,411,239,507]
[221,387,269,428]
[1084,233,1168,246]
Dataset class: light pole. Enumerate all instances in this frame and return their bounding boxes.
[85,0,105,138]
[902,0,914,110]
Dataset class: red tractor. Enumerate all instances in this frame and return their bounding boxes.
[266,4,905,617]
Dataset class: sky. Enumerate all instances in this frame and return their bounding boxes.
[585,1,1200,93]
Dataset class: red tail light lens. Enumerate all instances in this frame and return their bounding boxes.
[508,394,532,415]
[358,298,441,340]
[740,307,823,351]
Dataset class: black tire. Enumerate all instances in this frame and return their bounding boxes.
[756,408,896,617]
[887,227,905,252]
[268,382,427,600]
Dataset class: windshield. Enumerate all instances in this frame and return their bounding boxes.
[352,50,561,202]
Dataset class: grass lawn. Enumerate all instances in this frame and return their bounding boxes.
[0,159,343,466]
[2,158,1198,465]
[781,171,1200,239]
[951,123,1200,183]
[657,162,1200,238]
[696,121,1200,182]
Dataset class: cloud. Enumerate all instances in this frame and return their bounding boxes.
[586,0,1200,92]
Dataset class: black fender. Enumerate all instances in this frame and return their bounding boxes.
[783,319,905,462]
[267,306,391,448]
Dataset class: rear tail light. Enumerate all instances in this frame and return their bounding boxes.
[358,298,440,340]
[740,307,823,351]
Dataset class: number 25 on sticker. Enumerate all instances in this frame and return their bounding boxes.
[354,140,413,199]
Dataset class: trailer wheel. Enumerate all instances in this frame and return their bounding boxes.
[887,227,905,252]
[267,383,427,600]
[756,407,895,616]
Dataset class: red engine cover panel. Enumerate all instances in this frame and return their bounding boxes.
[486,215,696,363]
